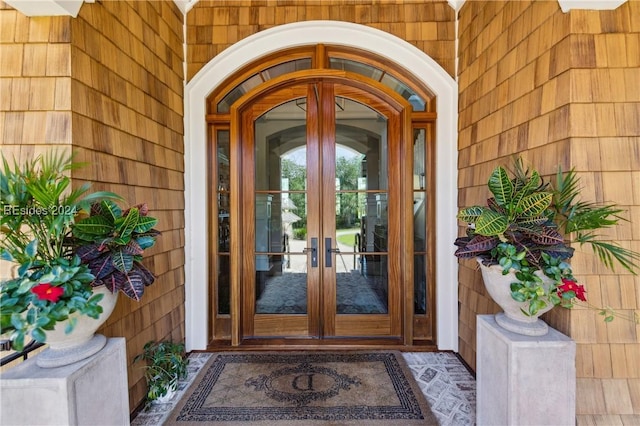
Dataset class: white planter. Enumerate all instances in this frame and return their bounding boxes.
[36,286,118,368]
[477,259,554,336]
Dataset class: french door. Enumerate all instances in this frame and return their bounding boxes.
[237,80,405,342]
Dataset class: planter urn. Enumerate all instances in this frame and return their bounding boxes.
[35,286,118,368]
[477,258,554,336]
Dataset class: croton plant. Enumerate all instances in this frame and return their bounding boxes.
[73,200,160,301]
[454,157,639,321]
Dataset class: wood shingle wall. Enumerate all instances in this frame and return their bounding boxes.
[186,0,456,81]
[566,3,640,422]
[0,4,73,279]
[458,0,640,422]
[0,0,185,411]
[457,0,572,369]
[70,1,185,411]
[0,5,72,175]
[3,0,638,419]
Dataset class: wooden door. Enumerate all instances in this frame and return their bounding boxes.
[238,81,403,342]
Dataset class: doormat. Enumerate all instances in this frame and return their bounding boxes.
[165,352,439,425]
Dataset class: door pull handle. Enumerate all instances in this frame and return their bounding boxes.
[304,237,318,267]
[325,237,333,268]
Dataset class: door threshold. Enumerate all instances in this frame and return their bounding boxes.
[204,338,437,352]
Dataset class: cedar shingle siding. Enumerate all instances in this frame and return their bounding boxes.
[458,1,640,422]
[1,0,638,419]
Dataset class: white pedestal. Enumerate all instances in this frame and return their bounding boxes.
[1,337,130,426]
[477,315,575,426]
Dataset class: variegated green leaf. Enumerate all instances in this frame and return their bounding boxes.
[457,206,485,223]
[133,216,157,233]
[511,170,541,212]
[475,210,509,236]
[73,216,112,236]
[516,192,552,218]
[116,207,139,240]
[488,166,513,207]
[100,199,122,223]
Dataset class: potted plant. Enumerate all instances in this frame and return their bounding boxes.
[72,200,160,301]
[134,340,189,405]
[454,158,639,335]
[0,151,160,366]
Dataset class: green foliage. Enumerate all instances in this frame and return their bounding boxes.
[134,340,189,405]
[455,157,640,319]
[454,158,571,269]
[551,167,640,273]
[0,151,118,350]
[335,156,362,190]
[455,157,638,274]
[493,243,567,316]
[0,256,103,351]
[72,200,160,301]
[293,228,307,240]
[281,158,307,188]
[0,150,161,350]
[281,155,365,230]
[337,231,357,247]
[336,156,363,228]
[0,150,121,266]
[459,161,554,240]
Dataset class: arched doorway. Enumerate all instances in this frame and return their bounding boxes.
[233,79,407,344]
[185,21,458,351]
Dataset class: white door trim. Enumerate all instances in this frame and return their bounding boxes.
[184,20,459,351]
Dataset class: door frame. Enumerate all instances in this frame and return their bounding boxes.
[185,21,459,351]
[231,74,410,345]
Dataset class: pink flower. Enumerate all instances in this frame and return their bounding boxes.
[31,283,65,302]
[558,278,587,302]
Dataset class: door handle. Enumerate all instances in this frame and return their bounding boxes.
[303,237,318,267]
[325,238,340,267]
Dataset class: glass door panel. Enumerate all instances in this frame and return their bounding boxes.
[242,81,402,341]
[253,99,309,318]
[333,97,389,315]
[216,130,231,315]
[413,128,428,316]
[326,85,401,339]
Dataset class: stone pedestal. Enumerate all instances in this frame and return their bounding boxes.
[477,315,575,426]
[1,337,130,426]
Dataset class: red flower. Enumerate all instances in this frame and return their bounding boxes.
[31,283,65,303]
[558,278,587,302]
